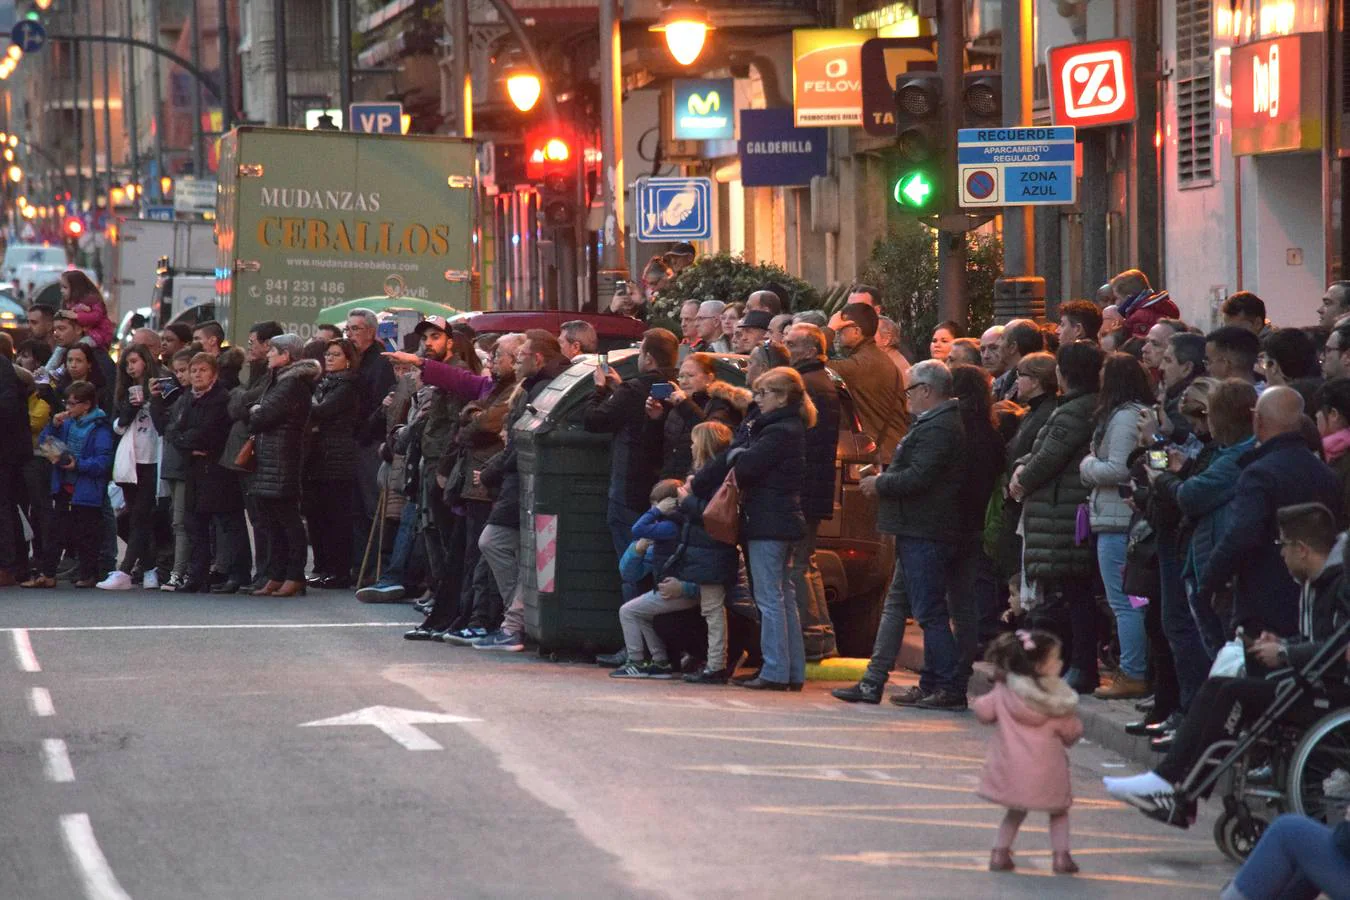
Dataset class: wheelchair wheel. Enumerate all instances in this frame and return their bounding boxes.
[1213,808,1268,863]
[1285,707,1350,822]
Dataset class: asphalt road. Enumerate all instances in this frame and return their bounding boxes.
[1,590,1239,899]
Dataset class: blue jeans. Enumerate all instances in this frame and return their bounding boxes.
[1097,532,1147,680]
[898,537,962,694]
[376,500,419,587]
[1157,538,1212,710]
[1226,815,1350,900]
[607,499,643,602]
[746,539,804,685]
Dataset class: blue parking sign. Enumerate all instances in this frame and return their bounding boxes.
[636,177,712,242]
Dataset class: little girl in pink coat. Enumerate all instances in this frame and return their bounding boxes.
[972,628,1084,875]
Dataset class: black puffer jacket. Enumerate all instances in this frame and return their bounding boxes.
[220,358,271,473]
[1018,390,1097,581]
[794,359,842,523]
[659,380,750,479]
[305,370,359,481]
[353,344,397,446]
[731,404,807,542]
[584,366,679,512]
[247,359,320,499]
[167,380,242,514]
[875,400,966,542]
[150,386,189,481]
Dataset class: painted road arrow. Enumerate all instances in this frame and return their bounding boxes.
[300,706,480,751]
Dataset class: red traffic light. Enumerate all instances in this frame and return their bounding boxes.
[63,216,84,238]
[525,127,576,180]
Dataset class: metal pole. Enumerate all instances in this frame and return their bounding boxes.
[218,0,234,129]
[100,0,114,195]
[190,2,206,174]
[1133,0,1160,283]
[1081,129,1109,291]
[125,0,141,194]
[273,0,289,125]
[597,0,625,278]
[338,0,352,116]
[147,0,165,194]
[84,0,97,208]
[50,33,226,100]
[481,0,557,123]
[936,0,965,325]
[451,0,470,136]
[1000,0,1034,276]
[69,3,83,205]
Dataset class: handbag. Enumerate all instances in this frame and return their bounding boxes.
[234,435,258,472]
[701,469,741,545]
[1074,502,1092,546]
[1122,517,1161,599]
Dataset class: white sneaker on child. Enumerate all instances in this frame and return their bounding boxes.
[142,570,160,590]
[96,571,133,591]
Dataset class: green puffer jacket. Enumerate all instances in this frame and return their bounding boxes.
[1016,390,1097,581]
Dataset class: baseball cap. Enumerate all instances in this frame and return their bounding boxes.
[414,315,448,336]
[738,310,772,331]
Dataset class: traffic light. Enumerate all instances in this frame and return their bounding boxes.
[893,169,938,212]
[893,72,943,162]
[962,72,1002,128]
[525,129,577,229]
[62,215,83,252]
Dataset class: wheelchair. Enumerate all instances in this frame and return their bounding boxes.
[1151,618,1350,862]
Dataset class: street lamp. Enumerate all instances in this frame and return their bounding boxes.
[160,175,173,197]
[649,0,712,67]
[7,165,22,183]
[503,56,543,113]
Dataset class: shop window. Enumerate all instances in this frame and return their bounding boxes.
[1176,0,1214,187]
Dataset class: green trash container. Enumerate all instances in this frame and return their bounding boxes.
[515,349,747,653]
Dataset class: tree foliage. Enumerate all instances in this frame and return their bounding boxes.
[649,253,820,332]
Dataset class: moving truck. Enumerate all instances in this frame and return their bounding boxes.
[214,127,476,345]
[108,219,217,318]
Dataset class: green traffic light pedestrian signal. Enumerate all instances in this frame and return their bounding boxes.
[894,170,937,210]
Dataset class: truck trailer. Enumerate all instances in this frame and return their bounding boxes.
[214,127,476,345]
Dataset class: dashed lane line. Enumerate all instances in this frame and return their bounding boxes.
[30,686,55,716]
[42,738,75,783]
[12,627,40,671]
[59,814,133,900]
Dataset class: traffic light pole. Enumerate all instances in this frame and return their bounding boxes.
[936,0,966,326]
[1000,0,1034,277]
[598,0,627,283]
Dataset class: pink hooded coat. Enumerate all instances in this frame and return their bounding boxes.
[972,673,1084,812]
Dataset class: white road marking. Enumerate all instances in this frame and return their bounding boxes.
[42,739,75,783]
[6,622,410,633]
[59,814,133,900]
[12,627,40,671]
[300,705,480,751]
[30,687,55,716]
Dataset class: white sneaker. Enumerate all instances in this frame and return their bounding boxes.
[96,571,133,591]
[142,570,160,590]
[1103,772,1177,813]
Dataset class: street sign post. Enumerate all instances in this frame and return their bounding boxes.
[10,18,44,52]
[636,176,712,242]
[957,126,1077,208]
[348,102,403,134]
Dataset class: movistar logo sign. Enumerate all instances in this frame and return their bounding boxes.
[673,78,735,140]
[688,91,720,116]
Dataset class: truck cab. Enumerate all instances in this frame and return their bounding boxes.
[151,256,217,330]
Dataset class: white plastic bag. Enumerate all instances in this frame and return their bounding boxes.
[1209,629,1247,679]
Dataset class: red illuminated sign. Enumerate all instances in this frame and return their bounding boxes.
[1230,33,1323,156]
[1047,38,1137,128]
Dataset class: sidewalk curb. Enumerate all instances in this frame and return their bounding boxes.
[896,632,1158,769]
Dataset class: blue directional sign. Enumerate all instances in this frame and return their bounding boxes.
[636,177,712,242]
[10,18,44,53]
[957,126,1077,208]
[348,102,403,134]
[144,206,174,222]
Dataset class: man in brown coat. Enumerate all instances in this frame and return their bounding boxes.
[826,302,908,460]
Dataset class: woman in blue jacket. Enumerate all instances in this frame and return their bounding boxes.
[22,381,114,588]
[728,367,815,690]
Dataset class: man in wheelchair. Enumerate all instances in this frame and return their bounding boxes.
[1104,502,1350,819]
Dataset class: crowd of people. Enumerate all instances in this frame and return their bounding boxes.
[4,261,1349,893]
